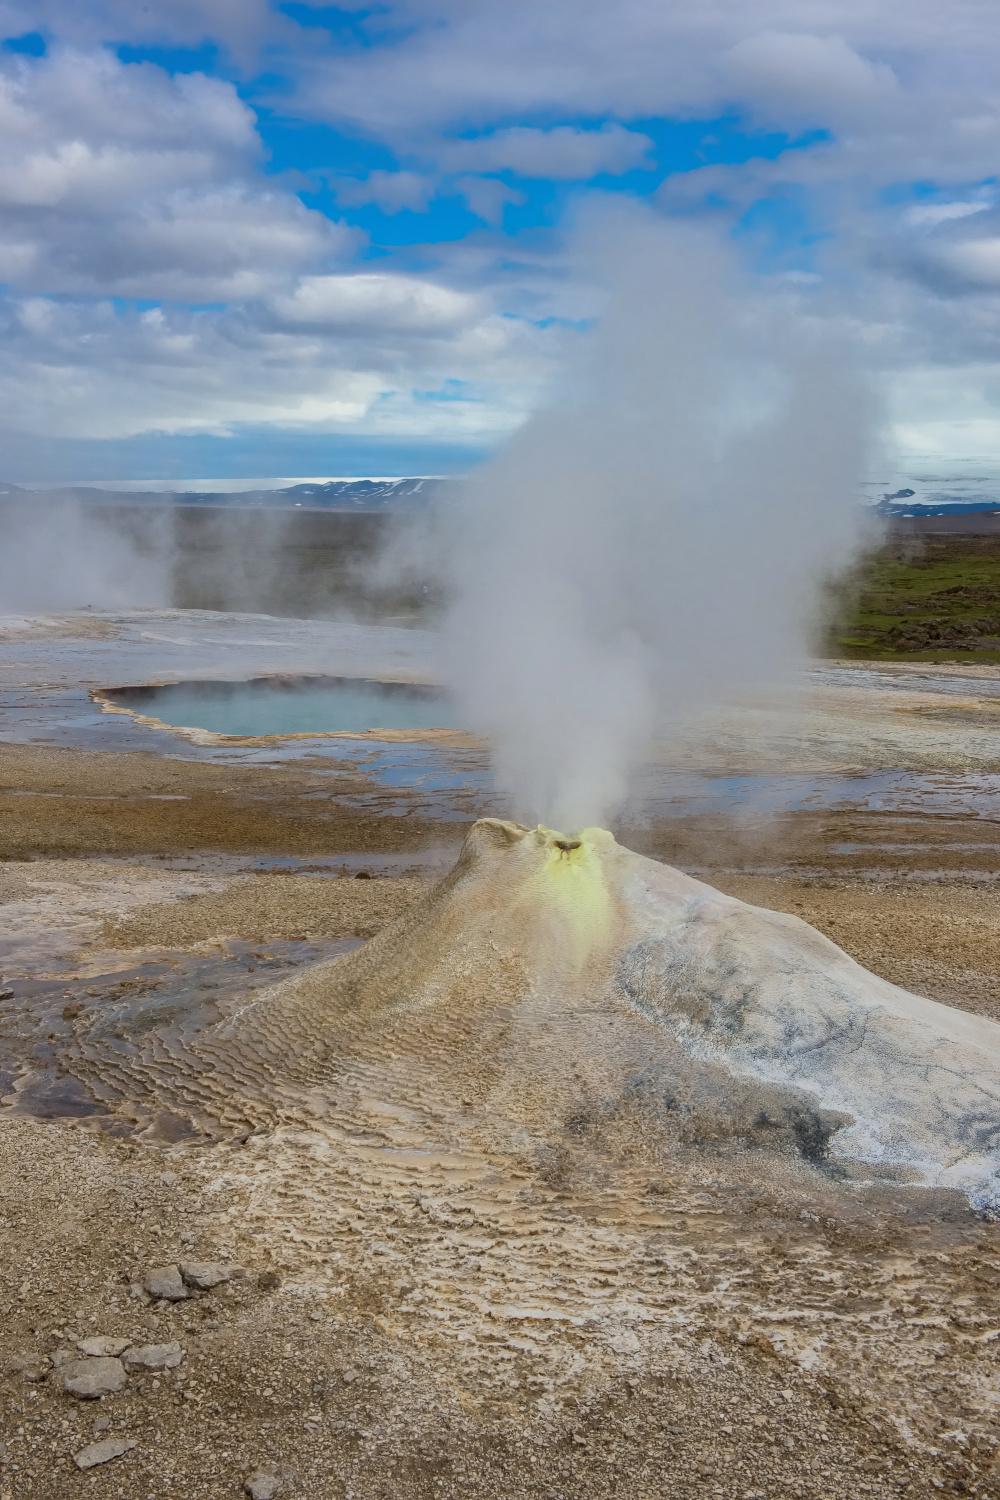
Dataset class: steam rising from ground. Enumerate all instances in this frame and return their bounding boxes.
[0,499,172,614]
[444,224,874,830]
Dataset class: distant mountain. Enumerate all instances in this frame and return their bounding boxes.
[0,476,458,512]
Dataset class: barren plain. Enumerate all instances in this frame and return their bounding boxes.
[4,611,1000,1500]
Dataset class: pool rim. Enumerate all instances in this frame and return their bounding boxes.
[90,672,481,748]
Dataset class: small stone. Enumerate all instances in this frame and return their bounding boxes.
[93,1415,110,1433]
[179,1261,233,1291]
[257,1270,281,1292]
[10,1355,50,1382]
[122,1341,183,1371]
[77,1337,130,1358]
[73,1436,137,1470]
[62,1357,128,1398]
[244,1472,281,1500]
[157,1171,177,1187]
[143,1265,188,1301]
[0,986,14,1000]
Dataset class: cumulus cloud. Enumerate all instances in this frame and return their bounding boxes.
[0,275,561,444]
[5,1,1000,464]
[0,46,346,301]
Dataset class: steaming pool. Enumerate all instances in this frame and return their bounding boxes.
[101,675,457,738]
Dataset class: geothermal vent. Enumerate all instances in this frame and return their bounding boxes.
[56,819,1000,1209]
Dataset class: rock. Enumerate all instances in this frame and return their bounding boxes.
[179,1261,233,1290]
[73,1436,137,1470]
[62,1357,128,1398]
[10,1355,50,1382]
[157,1171,177,1187]
[143,1265,188,1301]
[77,1336,130,1358]
[93,1415,110,1433]
[257,1270,281,1292]
[122,1341,183,1371]
[245,1472,282,1500]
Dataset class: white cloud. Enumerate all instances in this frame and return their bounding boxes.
[0,275,564,443]
[720,32,898,126]
[0,0,280,64]
[906,200,992,226]
[441,124,653,180]
[0,47,346,300]
[928,237,1000,290]
[333,170,432,214]
[270,273,482,334]
[456,176,523,225]
[6,3,1000,464]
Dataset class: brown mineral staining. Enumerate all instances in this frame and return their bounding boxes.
[0,742,465,859]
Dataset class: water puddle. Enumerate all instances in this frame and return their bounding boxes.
[0,936,360,1130]
[623,769,1000,822]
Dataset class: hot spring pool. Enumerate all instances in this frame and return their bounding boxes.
[101,676,457,737]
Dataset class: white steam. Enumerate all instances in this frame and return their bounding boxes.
[444,223,874,831]
[0,498,171,613]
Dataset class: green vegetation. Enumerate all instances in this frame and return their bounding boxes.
[826,534,1000,661]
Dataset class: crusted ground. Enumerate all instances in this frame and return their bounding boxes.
[3,750,1000,1499]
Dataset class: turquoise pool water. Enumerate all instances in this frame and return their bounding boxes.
[104,675,457,737]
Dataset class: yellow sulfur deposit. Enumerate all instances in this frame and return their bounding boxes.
[516,824,614,966]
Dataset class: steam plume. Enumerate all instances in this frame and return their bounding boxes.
[0,497,172,614]
[444,221,873,830]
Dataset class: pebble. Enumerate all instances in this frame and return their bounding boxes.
[180,1261,234,1290]
[123,1341,184,1371]
[73,1436,137,1470]
[77,1337,130,1358]
[62,1357,128,1398]
[143,1265,188,1301]
[245,1472,282,1500]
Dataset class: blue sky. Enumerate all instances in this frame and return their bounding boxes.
[1,1,999,480]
